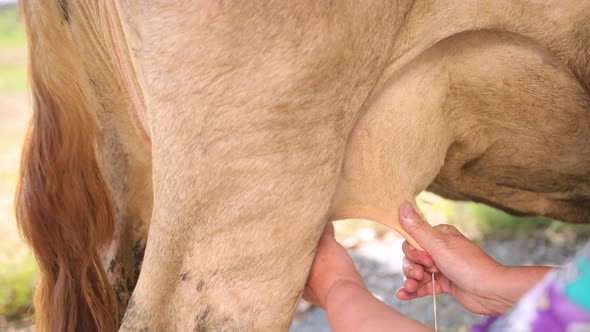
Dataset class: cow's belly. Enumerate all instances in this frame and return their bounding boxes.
[332,31,590,236]
[430,33,590,223]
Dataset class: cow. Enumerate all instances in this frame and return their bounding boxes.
[16,0,590,331]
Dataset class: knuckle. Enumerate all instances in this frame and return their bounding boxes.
[412,218,430,232]
[402,241,411,253]
[436,224,458,234]
[402,258,413,273]
[432,234,452,249]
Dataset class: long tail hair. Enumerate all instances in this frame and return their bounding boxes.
[16,1,118,331]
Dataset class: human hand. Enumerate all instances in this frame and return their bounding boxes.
[303,222,366,309]
[304,222,435,332]
[394,203,521,315]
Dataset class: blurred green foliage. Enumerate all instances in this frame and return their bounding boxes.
[336,193,590,247]
[0,251,36,319]
[0,5,27,93]
[0,63,27,92]
[0,5,25,48]
[0,4,34,320]
[442,200,590,238]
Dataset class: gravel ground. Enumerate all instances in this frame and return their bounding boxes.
[2,229,587,332]
[290,232,589,332]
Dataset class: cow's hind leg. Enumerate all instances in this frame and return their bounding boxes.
[118,1,409,330]
[99,126,152,318]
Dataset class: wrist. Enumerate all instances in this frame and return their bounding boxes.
[325,279,434,332]
[324,279,368,309]
[504,265,550,299]
[485,264,551,313]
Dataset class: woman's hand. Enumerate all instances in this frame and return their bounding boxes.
[303,222,365,309]
[304,221,433,332]
[395,203,550,315]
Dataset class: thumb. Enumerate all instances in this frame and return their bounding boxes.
[399,203,442,257]
[323,221,335,238]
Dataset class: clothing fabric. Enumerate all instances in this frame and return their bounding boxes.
[472,242,590,332]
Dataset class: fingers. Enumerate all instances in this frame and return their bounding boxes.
[399,203,461,271]
[316,222,337,250]
[433,223,460,235]
[302,286,320,307]
[402,274,434,292]
[396,284,435,299]
[403,276,418,292]
[395,287,417,300]
[402,257,425,282]
[402,256,439,294]
[321,221,335,238]
[396,274,448,300]
[402,264,433,293]
[402,241,435,268]
[326,221,335,237]
[399,203,441,255]
[403,259,428,292]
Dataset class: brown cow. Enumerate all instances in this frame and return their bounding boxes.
[16,0,590,331]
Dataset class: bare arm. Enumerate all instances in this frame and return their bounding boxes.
[304,224,433,332]
[325,280,432,332]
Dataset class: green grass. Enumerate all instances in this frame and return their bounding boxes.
[0,250,36,319]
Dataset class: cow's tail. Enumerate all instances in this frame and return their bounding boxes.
[16,1,118,331]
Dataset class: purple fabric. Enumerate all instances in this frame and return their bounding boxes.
[471,316,499,332]
[546,283,589,323]
[471,243,590,331]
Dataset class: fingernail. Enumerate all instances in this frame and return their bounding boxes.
[408,268,414,278]
[395,288,404,297]
[401,203,414,221]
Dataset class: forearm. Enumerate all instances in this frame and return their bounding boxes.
[325,281,433,332]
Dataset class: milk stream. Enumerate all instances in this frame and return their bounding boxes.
[432,273,438,332]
